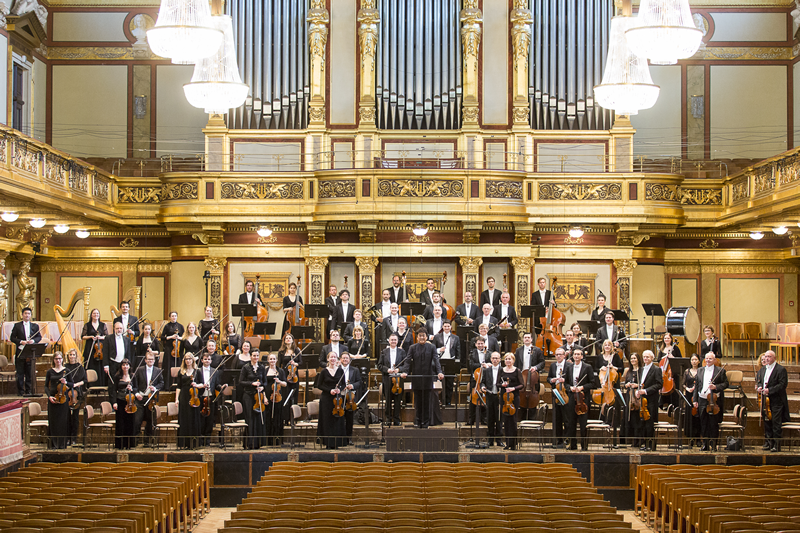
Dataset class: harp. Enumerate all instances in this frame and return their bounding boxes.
[111,286,142,319]
[53,287,91,361]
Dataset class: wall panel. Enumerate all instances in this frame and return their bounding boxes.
[156,65,208,156]
[52,12,130,42]
[329,0,357,125]
[59,275,120,322]
[670,278,697,309]
[632,265,666,329]
[631,66,681,156]
[719,278,779,328]
[170,261,207,325]
[709,13,787,42]
[482,0,508,125]
[141,276,166,322]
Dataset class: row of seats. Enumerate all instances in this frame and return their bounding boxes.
[0,461,209,533]
[221,461,634,533]
[636,464,800,533]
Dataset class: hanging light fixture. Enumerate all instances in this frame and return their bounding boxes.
[146,0,223,65]
[749,231,764,240]
[53,224,70,234]
[412,223,429,237]
[625,0,703,65]
[1,212,19,222]
[257,225,273,238]
[75,230,90,239]
[568,226,585,239]
[594,16,660,115]
[29,218,46,228]
[184,14,249,113]
[772,226,789,235]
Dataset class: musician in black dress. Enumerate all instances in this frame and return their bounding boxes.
[161,312,185,391]
[499,353,524,450]
[278,333,302,424]
[239,349,266,449]
[317,351,346,449]
[199,306,220,342]
[590,294,609,323]
[282,282,304,335]
[571,322,591,356]
[111,358,137,450]
[182,322,202,361]
[176,353,201,450]
[232,340,253,406]
[377,333,406,426]
[223,321,242,354]
[344,309,370,344]
[64,348,86,445]
[81,308,107,387]
[658,332,682,408]
[347,326,371,359]
[263,353,287,445]
[699,325,722,359]
[683,354,701,447]
[45,352,71,449]
[597,339,624,445]
[339,352,363,443]
[622,353,643,448]
[135,322,160,369]
[134,350,163,445]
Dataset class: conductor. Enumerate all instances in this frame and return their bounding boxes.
[399,328,444,429]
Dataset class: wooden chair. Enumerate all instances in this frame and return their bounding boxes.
[86,404,113,448]
[725,323,749,359]
[154,403,179,448]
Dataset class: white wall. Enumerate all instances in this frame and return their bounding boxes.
[709,13,787,42]
[631,66,682,157]
[156,65,208,157]
[53,12,130,42]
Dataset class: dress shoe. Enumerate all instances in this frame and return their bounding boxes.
[700,444,709,451]
[762,442,772,450]
[496,441,505,447]
[771,446,780,453]
[640,445,649,452]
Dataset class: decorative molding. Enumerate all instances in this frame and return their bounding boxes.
[731,178,750,202]
[564,236,584,245]
[357,0,379,73]
[5,226,28,240]
[753,168,775,195]
[93,176,110,200]
[510,0,532,72]
[319,179,356,198]
[118,186,161,204]
[510,257,535,272]
[29,230,52,246]
[680,188,722,205]
[409,234,430,243]
[695,46,791,61]
[538,182,622,201]
[664,264,701,274]
[257,234,278,244]
[44,153,68,186]
[460,0,482,74]
[645,183,679,202]
[305,256,329,273]
[48,46,163,60]
[307,0,329,61]
[220,181,303,200]
[162,182,198,200]
[699,239,719,249]
[358,106,376,123]
[462,106,479,122]
[617,233,650,246]
[13,140,39,174]
[309,106,325,122]
[355,256,379,274]
[485,180,522,199]
[459,256,483,272]
[137,263,172,272]
[665,263,798,274]
[463,229,480,244]
[69,164,92,193]
[512,106,529,124]
[204,257,227,273]
[377,178,464,197]
[119,237,139,248]
[613,259,638,277]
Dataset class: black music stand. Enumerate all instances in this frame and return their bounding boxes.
[612,309,630,323]
[231,304,256,337]
[21,343,47,397]
[400,302,426,317]
[290,326,316,341]
[253,322,276,337]
[642,303,665,345]
[303,304,331,338]
[457,328,478,366]
[577,320,600,338]
[496,328,519,353]
[259,339,283,352]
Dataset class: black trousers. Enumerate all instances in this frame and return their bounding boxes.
[106,360,122,401]
[698,398,721,443]
[468,379,487,426]
[485,394,502,444]
[135,402,157,439]
[15,355,32,395]
[69,402,82,441]
[552,401,566,444]
[567,402,589,450]
[383,376,403,424]
[763,400,785,447]
[200,406,216,445]
[413,387,432,428]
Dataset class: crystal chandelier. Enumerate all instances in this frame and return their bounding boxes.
[147,0,223,65]
[184,14,249,113]
[625,0,703,65]
[594,16,660,115]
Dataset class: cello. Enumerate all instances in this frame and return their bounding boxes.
[659,345,675,395]
[243,275,270,339]
[535,277,564,357]
[440,271,457,321]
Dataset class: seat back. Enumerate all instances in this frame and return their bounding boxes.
[765,322,777,340]
[86,369,98,385]
[777,323,787,342]
[28,402,42,417]
[727,370,743,388]
[307,399,320,419]
[727,323,745,341]
[744,322,762,340]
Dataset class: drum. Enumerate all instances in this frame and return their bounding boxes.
[666,306,701,344]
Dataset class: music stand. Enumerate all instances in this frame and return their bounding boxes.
[526,304,546,335]
[642,303,666,348]
[231,304,256,337]
[290,326,316,341]
[258,339,283,352]
[253,322,276,337]
[577,320,600,338]
[612,309,630,322]
[21,343,47,397]
[496,328,519,353]
[400,302,426,316]
[457,328,477,366]
[304,305,329,319]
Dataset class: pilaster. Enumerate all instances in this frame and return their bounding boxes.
[15,253,34,320]
[307,0,330,129]
[511,257,535,333]
[459,256,483,300]
[460,0,482,130]
[613,259,637,317]
[204,257,227,319]
[305,256,329,341]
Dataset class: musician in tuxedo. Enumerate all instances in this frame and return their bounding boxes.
[468,337,490,426]
[595,311,627,352]
[455,291,479,329]
[339,352,363,442]
[492,292,518,328]
[375,290,393,327]
[531,277,554,308]
[10,307,41,395]
[475,304,498,334]
[196,351,225,445]
[433,321,460,405]
[692,352,728,451]
[638,350,663,451]
[160,311,185,391]
[113,301,140,339]
[515,332,545,420]
[103,321,134,400]
[319,330,344,368]
[238,280,263,306]
[134,350,164,444]
[419,278,439,307]
[480,276,501,308]
[399,328,444,429]
[562,330,580,360]
[473,323,500,354]
[386,275,405,304]
[756,350,789,452]
[565,349,595,451]
[422,292,444,320]
[425,305,446,337]
[381,303,402,340]
[333,289,355,334]
[201,339,224,368]
[343,309,370,343]
[480,351,504,447]
[548,348,570,447]
[378,333,406,426]
[325,285,338,333]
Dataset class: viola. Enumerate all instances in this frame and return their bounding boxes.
[520,368,540,409]
[69,386,80,408]
[659,353,675,395]
[629,384,642,412]
[125,382,138,414]
[760,392,772,422]
[501,380,516,416]
[592,362,619,407]
[332,393,345,417]
[93,340,103,361]
[640,396,651,421]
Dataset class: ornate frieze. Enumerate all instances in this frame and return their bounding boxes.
[162,182,198,200]
[319,179,356,198]
[753,168,775,194]
[44,153,68,186]
[5,227,28,240]
[777,154,800,186]
[69,163,91,193]
[731,178,749,202]
[666,263,797,274]
[645,183,679,202]
[613,259,638,277]
[93,176,110,200]
[47,47,163,60]
[377,179,464,198]
[699,239,719,249]
[680,188,722,205]
[696,47,791,61]
[221,182,303,200]
[120,237,139,248]
[37,262,171,272]
[13,140,38,174]
[538,182,622,201]
[118,186,161,204]
[486,180,523,199]
[0,134,7,163]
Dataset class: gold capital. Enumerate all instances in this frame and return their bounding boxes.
[459,256,483,273]
[355,256,379,274]
[613,259,638,277]
[305,256,329,273]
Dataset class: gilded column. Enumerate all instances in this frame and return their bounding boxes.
[307,0,330,127]
[0,251,8,325]
[305,256,329,341]
[357,0,379,127]
[511,257,535,334]
[459,257,483,300]
[460,0,482,127]
[355,257,379,311]
[613,259,637,317]
[510,0,532,126]
[15,254,35,320]
[204,257,227,319]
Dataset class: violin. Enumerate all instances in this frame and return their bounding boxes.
[554,368,569,406]
[172,338,180,359]
[574,389,588,416]
[592,360,619,407]
[55,376,68,404]
[345,386,358,412]
[332,394,345,417]
[253,387,268,413]
[270,375,283,403]
[501,380,516,416]
[225,343,236,356]
[201,379,211,417]
[287,360,298,384]
[69,386,80,408]
[640,396,651,421]
[93,340,103,361]
[125,382,138,414]
[391,375,402,395]
[189,373,201,408]
[471,366,486,406]
[707,390,720,415]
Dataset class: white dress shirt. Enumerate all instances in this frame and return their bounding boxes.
[481,314,492,326]
[114,335,125,363]
[464,303,472,317]
[23,321,30,339]
[490,365,500,394]
[389,348,397,368]
[121,314,130,329]
[329,342,340,356]
[700,365,714,399]
[381,301,392,317]
[487,289,496,303]
[764,362,775,386]
[640,362,652,386]
[538,290,547,303]
[522,345,532,370]
[573,362,582,386]
[441,334,452,358]
[432,318,442,336]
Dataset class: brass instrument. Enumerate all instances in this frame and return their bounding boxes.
[54,287,90,361]
[365,307,382,321]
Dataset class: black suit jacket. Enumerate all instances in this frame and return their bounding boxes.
[455,303,480,328]
[596,324,627,350]
[480,289,501,309]
[319,343,345,367]
[636,364,662,422]
[425,318,447,337]
[400,342,441,390]
[341,364,363,396]
[531,290,553,308]
[196,364,222,395]
[468,349,491,373]
[564,362,595,406]
[419,290,439,307]
[492,304,518,328]
[514,345,545,373]
[325,295,339,324]
[113,315,140,337]
[548,360,571,386]
[238,291,262,305]
[693,364,728,413]
[432,332,461,362]
[481,365,505,394]
[474,314,498,334]
[472,335,499,354]
[343,321,370,343]
[333,303,355,333]
[699,338,723,359]
[135,365,165,402]
[756,364,790,422]
[10,321,42,357]
[377,347,407,376]
[423,305,443,320]
[386,286,405,304]
[102,334,134,367]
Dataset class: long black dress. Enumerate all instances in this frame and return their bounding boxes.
[160,322,185,390]
[683,368,701,442]
[623,368,644,448]
[199,319,219,342]
[231,355,251,408]
[135,337,161,369]
[499,368,524,449]
[177,370,201,449]
[347,338,371,359]
[112,374,137,450]
[64,362,86,443]
[182,336,203,360]
[658,346,682,408]
[45,368,71,449]
[282,295,304,336]
[264,368,287,446]
[317,366,346,449]
[82,321,107,387]
[224,334,243,354]
[598,352,624,440]
[279,347,302,424]
[239,362,267,449]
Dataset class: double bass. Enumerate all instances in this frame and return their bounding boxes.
[535,277,564,356]
[243,275,270,339]
[285,275,307,345]
[439,271,457,321]
[659,346,675,395]
[520,366,540,410]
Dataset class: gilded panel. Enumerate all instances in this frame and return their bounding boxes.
[93,177,110,200]
[485,180,523,199]
[0,135,6,163]
[377,179,464,197]
[69,164,91,193]
[319,179,356,198]
[753,168,775,194]
[538,182,622,201]
[394,271,443,302]
[776,156,800,186]
[48,46,163,61]
[118,186,161,204]
[696,47,791,61]
[645,183,679,201]
[161,182,198,200]
[221,181,303,200]
[44,153,69,186]
[731,178,749,202]
[679,188,722,205]
[242,271,293,311]
[13,140,38,174]
[551,274,595,313]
